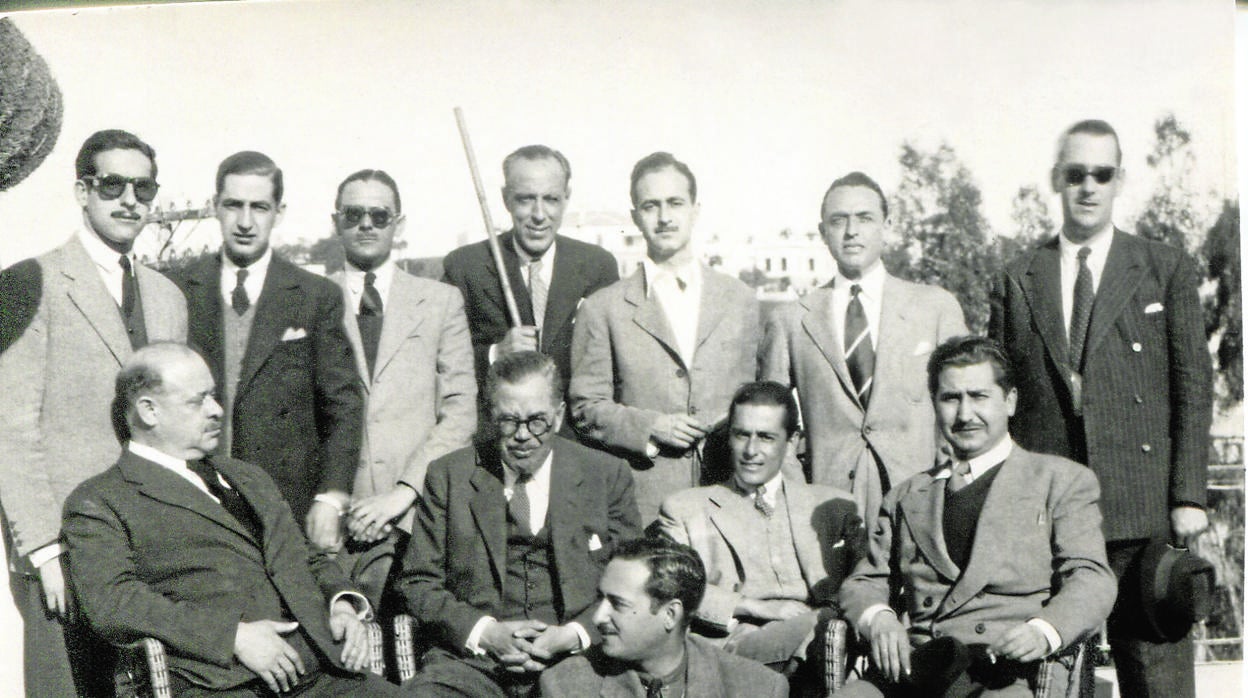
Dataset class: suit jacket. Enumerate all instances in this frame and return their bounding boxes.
[538,635,789,698]
[61,451,361,691]
[442,231,619,402]
[330,269,476,532]
[838,447,1116,651]
[172,254,363,522]
[759,274,966,492]
[656,478,863,632]
[397,436,641,650]
[0,235,186,563]
[569,266,760,522]
[989,231,1212,542]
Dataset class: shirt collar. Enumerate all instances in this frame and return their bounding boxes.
[345,257,396,295]
[77,228,134,271]
[502,449,554,488]
[511,236,556,266]
[222,246,273,277]
[641,258,701,298]
[735,468,785,507]
[936,437,1014,481]
[1059,226,1114,260]
[127,440,189,471]
[832,261,885,298]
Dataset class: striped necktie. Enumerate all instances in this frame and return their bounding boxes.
[528,257,547,329]
[1069,246,1094,371]
[845,284,875,407]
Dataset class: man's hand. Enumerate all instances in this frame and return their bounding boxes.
[348,488,415,543]
[991,623,1050,663]
[867,611,911,684]
[525,624,582,663]
[37,557,70,620]
[1171,506,1209,546]
[305,501,344,552]
[235,620,305,693]
[650,414,708,450]
[495,326,539,356]
[328,601,370,673]
[478,619,549,670]
[735,598,812,621]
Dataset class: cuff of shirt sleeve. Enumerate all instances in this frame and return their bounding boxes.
[488,342,499,365]
[28,543,62,570]
[328,591,372,622]
[313,493,348,515]
[858,604,895,637]
[466,616,496,657]
[1027,618,1062,656]
[567,622,591,653]
[645,439,660,459]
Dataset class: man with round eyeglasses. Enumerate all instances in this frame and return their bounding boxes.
[0,129,188,696]
[326,169,476,609]
[397,350,640,697]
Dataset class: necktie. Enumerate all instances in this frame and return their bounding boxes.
[1069,247,1094,371]
[232,268,250,315]
[528,258,547,329]
[753,484,774,517]
[360,271,383,316]
[118,255,136,319]
[844,284,875,407]
[946,460,972,495]
[643,677,663,698]
[187,459,262,540]
[508,472,533,536]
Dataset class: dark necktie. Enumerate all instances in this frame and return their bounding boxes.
[118,255,136,319]
[753,484,774,517]
[360,271,383,316]
[232,268,251,315]
[946,460,972,495]
[1069,246,1094,371]
[844,284,875,407]
[187,459,262,541]
[643,677,663,698]
[508,472,533,536]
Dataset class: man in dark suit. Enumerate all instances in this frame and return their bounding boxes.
[397,351,641,696]
[837,336,1116,697]
[441,144,618,415]
[61,343,400,695]
[657,381,863,676]
[539,536,788,697]
[171,151,363,552]
[989,119,1212,697]
[0,129,188,697]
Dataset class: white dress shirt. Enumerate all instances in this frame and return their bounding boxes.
[642,258,703,368]
[77,228,136,309]
[513,237,555,292]
[343,258,396,315]
[1058,227,1113,340]
[829,261,886,347]
[220,247,273,306]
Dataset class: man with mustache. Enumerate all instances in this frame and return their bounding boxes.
[760,171,966,533]
[570,151,760,523]
[989,119,1213,697]
[171,151,362,553]
[837,336,1115,697]
[0,129,188,696]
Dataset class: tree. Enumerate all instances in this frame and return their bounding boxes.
[1009,184,1056,249]
[886,142,1003,333]
[0,18,63,192]
[1134,114,1212,257]
[1202,200,1241,410]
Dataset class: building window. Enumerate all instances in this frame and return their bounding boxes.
[781,258,788,272]
[808,258,815,271]
[764,258,772,272]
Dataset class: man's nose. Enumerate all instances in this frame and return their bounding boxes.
[591,598,611,626]
[206,396,223,418]
[238,207,253,229]
[955,398,974,422]
[531,201,547,222]
[119,182,139,207]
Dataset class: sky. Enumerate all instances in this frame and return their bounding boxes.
[0,0,1236,266]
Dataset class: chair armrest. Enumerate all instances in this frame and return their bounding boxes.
[365,620,386,677]
[824,618,850,694]
[1034,638,1089,698]
[113,638,173,698]
[394,614,419,683]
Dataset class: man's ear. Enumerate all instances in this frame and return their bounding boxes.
[134,395,159,429]
[663,599,684,632]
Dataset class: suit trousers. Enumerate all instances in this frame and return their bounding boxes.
[169,670,401,697]
[406,647,539,698]
[1106,540,1195,698]
[11,560,114,698]
[721,610,821,667]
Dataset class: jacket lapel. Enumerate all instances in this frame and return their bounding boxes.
[691,267,728,357]
[705,486,752,564]
[497,232,536,328]
[1084,230,1144,360]
[183,257,225,378]
[374,272,426,380]
[599,669,645,698]
[121,452,260,552]
[624,270,682,365]
[942,453,1028,615]
[684,638,727,698]
[60,237,130,363]
[329,271,371,391]
[544,236,580,343]
[547,440,586,583]
[782,480,826,589]
[237,258,299,398]
[870,276,911,415]
[798,290,859,411]
[1021,238,1074,380]
[898,475,960,582]
[469,453,507,587]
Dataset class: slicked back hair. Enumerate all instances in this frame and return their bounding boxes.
[502,145,571,189]
[215,150,284,203]
[1057,119,1122,166]
[629,151,697,206]
[335,169,401,213]
[485,350,564,409]
[821,171,888,221]
[926,335,1015,397]
[611,536,706,628]
[76,129,157,180]
[728,381,799,437]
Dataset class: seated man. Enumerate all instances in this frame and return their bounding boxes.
[655,381,864,677]
[396,350,641,697]
[837,336,1117,696]
[62,343,400,696]
[540,536,788,697]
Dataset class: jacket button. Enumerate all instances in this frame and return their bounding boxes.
[863,425,873,435]
[688,406,698,416]
[1142,444,1152,453]
[975,623,986,634]
[675,368,687,378]
[1132,342,1142,352]
[1134,395,1143,404]
[922,596,933,608]
[848,470,856,480]
[932,629,942,638]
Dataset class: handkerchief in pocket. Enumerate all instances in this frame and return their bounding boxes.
[282,327,308,341]
[588,533,603,551]
[1144,302,1164,314]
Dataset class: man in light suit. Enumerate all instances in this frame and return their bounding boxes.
[760,171,965,531]
[837,336,1116,697]
[397,351,641,697]
[0,129,187,696]
[62,343,401,696]
[989,119,1212,697]
[442,145,619,417]
[171,151,363,552]
[540,536,789,698]
[657,381,863,677]
[327,169,477,607]
[570,152,760,522]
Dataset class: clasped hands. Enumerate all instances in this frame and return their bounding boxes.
[234,601,369,693]
[477,619,582,674]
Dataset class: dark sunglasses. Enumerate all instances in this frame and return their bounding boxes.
[1060,166,1117,186]
[337,206,395,228]
[82,175,159,203]
[496,414,554,438]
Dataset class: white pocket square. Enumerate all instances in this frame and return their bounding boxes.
[832,539,846,549]
[1144,303,1164,314]
[588,533,603,552]
[913,340,934,356]
[282,327,308,341]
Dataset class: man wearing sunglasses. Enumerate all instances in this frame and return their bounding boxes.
[326,169,477,608]
[990,119,1212,698]
[171,151,363,556]
[0,129,188,696]
[398,351,640,697]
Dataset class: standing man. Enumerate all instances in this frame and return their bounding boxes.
[837,336,1116,697]
[171,151,362,551]
[760,171,965,529]
[656,381,863,679]
[442,145,618,415]
[398,351,640,696]
[571,152,760,522]
[540,536,789,698]
[989,119,1212,697]
[0,129,187,696]
[328,169,477,606]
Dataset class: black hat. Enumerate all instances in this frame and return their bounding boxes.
[1137,539,1217,642]
[902,636,974,697]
